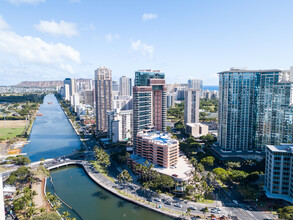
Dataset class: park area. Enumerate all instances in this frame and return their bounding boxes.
[0,120,27,139]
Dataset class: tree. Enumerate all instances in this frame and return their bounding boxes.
[202,207,209,218]
[201,156,215,168]
[190,157,198,167]
[6,166,31,184]
[117,169,133,192]
[94,146,110,168]
[212,167,229,182]
[245,171,260,182]
[277,206,293,219]
[225,161,241,170]
[32,212,61,220]
[186,207,191,216]
[195,163,205,173]
[6,155,31,165]
[200,134,215,143]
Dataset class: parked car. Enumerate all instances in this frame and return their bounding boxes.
[188,206,197,210]
[174,203,182,208]
[154,198,161,202]
[233,200,238,205]
[164,200,172,205]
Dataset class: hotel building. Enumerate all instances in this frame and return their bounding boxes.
[135,130,179,168]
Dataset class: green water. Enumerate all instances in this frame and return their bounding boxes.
[47,166,173,220]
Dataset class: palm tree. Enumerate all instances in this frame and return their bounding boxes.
[62,211,70,219]
[186,207,191,217]
[202,207,209,218]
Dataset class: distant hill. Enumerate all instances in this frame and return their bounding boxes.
[16,79,93,88]
[16,81,63,88]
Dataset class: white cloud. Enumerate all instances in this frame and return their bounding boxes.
[0,30,81,73]
[35,20,78,37]
[131,40,154,59]
[142,13,158,22]
[6,0,45,5]
[0,16,9,30]
[105,33,120,42]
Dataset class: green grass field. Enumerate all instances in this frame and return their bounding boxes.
[0,120,26,139]
[0,127,25,139]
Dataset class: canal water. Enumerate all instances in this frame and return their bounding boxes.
[47,166,172,220]
[25,94,172,220]
[22,94,81,162]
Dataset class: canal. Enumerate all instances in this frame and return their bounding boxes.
[24,94,172,220]
[47,166,172,220]
[22,94,81,162]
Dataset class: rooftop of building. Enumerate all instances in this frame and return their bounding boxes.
[267,144,293,153]
[218,68,282,74]
[186,123,208,127]
[137,130,178,146]
[130,153,194,181]
[137,69,162,73]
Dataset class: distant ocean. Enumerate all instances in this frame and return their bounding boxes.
[203,85,219,91]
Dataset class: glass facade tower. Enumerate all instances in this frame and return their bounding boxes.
[218,68,293,152]
[133,70,167,153]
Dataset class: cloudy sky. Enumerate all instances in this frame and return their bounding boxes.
[1,0,293,85]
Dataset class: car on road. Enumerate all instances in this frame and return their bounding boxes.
[65,158,70,161]
[154,198,161,202]
[164,200,172,205]
[188,206,197,210]
[211,209,220,214]
[233,200,238,205]
[174,203,182,208]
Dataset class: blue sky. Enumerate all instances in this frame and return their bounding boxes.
[1,0,293,85]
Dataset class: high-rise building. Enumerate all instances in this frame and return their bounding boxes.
[112,81,119,97]
[95,67,112,132]
[218,68,293,153]
[107,109,133,143]
[64,84,70,101]
[184,89,200,124]
[133,70,167,152]
[188,79,203,90]
[119,76,132,96]
[113,95,133,111]
[83,90,94,106]
[64,78,76,96]
[167,92,176,108]
[265,144,293,203]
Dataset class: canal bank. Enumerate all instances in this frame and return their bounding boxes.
[47,165,173,220]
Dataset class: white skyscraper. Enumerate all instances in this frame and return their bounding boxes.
[64,84,70,101]
[119,76,132,96]
[184,89,200,124]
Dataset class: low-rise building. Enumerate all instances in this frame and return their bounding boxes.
[186,123,209,138]
[135,130,179,168]
[265,144,293,203]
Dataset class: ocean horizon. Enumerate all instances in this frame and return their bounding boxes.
[203,85,219,91]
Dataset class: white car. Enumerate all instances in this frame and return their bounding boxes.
[188,206,197,210]
[233,200,238,205]
[174,203,182,208]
